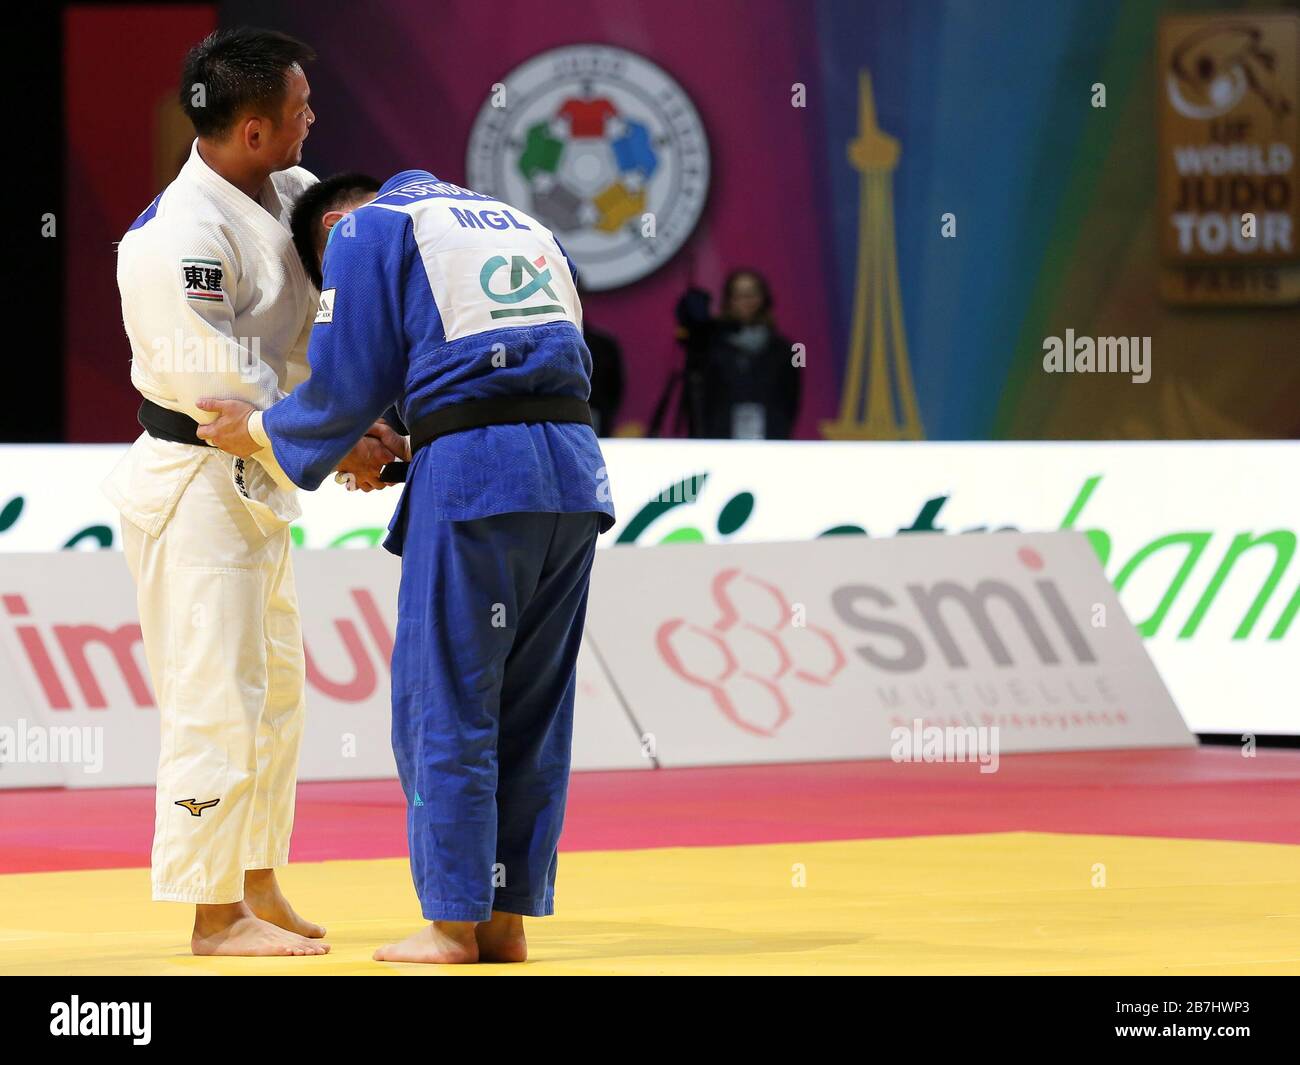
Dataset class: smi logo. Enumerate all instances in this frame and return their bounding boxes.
[657,548,1097,737]
[656,569,846,737]
[831,547,1096,672]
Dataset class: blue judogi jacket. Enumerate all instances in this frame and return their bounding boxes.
[258,170,615,554]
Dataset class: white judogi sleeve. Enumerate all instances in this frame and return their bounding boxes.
[124,227,297,489]
[125,232,279,409]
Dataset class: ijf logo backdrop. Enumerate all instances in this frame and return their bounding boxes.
[467,44,711,291]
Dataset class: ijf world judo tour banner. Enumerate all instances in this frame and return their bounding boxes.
[0,526,1190,789]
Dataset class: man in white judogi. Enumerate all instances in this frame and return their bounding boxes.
[103,28,400,957]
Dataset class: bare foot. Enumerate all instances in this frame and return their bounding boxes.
[373,921,478,964]
[475,911,527,963]
[191,902,329,957]
[244,868,327,939]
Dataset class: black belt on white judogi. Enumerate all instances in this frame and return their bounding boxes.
[138,399,209,447]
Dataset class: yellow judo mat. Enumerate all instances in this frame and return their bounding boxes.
[2,833,1298,975]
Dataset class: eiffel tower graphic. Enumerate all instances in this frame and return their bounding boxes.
[822,70,924,440]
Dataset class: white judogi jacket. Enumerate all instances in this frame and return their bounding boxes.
[104,140,316,537]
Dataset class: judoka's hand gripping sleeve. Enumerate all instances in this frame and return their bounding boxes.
[258,215,410,490]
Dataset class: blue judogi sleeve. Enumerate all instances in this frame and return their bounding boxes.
[381,405,409,436]
[260,211,415,490]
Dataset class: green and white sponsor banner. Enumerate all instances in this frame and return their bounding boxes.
[585,530,1191,766]
[0,440,1295,734]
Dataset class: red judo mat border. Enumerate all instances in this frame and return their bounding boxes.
[2,747,1299,875]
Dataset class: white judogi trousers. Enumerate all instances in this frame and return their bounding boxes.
[120,452,306,904]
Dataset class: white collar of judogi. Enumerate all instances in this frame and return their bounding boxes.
[182,139,291,241]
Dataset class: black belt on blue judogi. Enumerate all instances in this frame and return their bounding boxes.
[137,395,593,483]
[380,395,593,483]
[138,399,209,447]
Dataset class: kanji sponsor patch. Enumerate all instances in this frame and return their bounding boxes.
[181,257,224,303]
[314,288,335,324]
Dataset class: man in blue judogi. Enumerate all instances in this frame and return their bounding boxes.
[198,170,615,964]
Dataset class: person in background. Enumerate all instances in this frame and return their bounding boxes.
[584,323,625,437]
[573,280,624,436]
[675,269,800,440]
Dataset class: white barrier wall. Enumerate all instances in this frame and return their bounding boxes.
[0,532,1189,788]
[0,550,648,789]
[0,440,1295,734]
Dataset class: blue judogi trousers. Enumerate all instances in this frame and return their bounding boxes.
[390,508,602,922]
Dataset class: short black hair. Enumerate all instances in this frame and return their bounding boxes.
[180,27,316,138]
[290,172,382,289]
